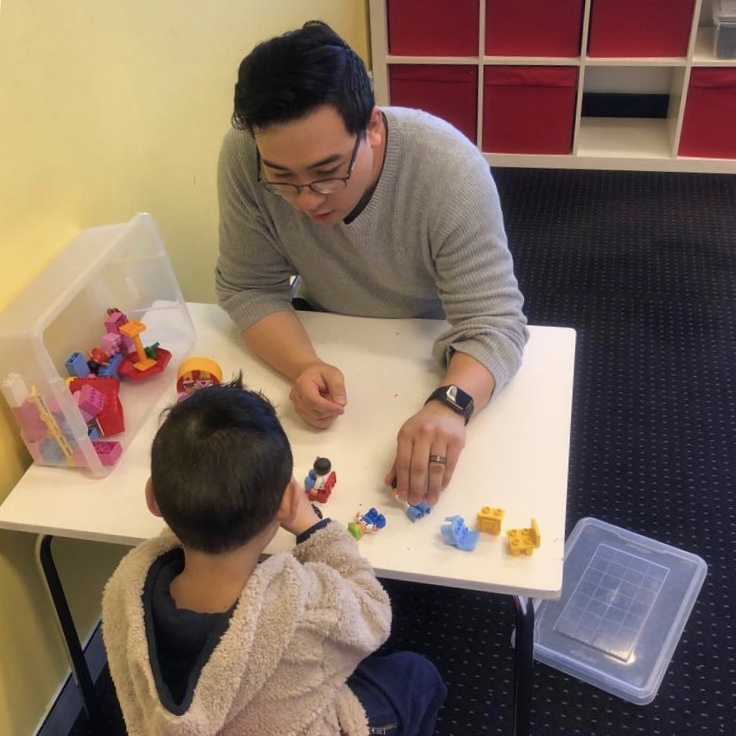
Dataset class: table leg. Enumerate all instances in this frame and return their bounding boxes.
[36,535,104,731]
[512,595,534,736]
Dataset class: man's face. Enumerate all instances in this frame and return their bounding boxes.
[255,105,383,226]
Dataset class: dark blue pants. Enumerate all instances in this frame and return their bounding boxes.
[347,652,447,736]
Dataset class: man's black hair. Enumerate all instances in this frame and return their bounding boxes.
[232,20,374,135]
[150,374,293,554]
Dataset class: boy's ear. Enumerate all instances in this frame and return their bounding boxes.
[276,477,301,523]
[145,477,163,517]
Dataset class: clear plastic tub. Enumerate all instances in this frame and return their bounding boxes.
[533,517,707,704]
[0,214,195,476]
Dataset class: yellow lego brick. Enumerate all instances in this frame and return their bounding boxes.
[507,518,541,557]
[477,506,505,535]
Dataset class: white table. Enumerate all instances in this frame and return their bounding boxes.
[0,303,576,734]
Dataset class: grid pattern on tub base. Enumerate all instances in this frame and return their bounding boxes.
[554,543,668,661]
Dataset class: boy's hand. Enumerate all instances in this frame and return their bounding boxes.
[281,482,322,536]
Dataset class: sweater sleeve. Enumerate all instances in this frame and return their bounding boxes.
[291,523,392,662]
[427,142,529,393]
[214,129,297,332]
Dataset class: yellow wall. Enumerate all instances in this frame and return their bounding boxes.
[0,1,368,732]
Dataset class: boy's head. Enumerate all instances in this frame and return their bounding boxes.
[232,20,374,136]
[149,375,293,554]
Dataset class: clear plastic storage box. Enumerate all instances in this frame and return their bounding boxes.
[713,0,736,58]
[532,517,707,704]
[0,214,195,476]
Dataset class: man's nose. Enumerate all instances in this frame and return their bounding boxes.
[296,186,327,208]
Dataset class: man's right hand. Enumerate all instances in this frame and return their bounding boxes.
[290,361,347,428]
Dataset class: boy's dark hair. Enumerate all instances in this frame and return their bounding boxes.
[232,20,374,135]
[150,375,293,554]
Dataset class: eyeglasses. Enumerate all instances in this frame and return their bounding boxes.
[257,134,363,198]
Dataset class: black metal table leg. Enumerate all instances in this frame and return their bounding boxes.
[37,534,104,732]
[512,595,535,736]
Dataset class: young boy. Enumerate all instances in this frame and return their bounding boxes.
[102,377,447,735]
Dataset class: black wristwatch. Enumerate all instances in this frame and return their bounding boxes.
[424,385,474,425]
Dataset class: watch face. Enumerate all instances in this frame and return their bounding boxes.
[447,385,472,412]
[426,385,474,423]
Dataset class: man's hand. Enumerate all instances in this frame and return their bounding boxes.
[385,402,467,507]
[290,360,348,429]
[243,312,347,429]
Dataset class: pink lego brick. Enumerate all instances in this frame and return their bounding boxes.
[101,332,123,356]
[74,383,105,423]
[104,310,128,334]
[92,440,123,466]
[13,401,46,442]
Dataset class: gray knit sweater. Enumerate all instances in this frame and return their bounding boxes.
[216,107,528,392]
[102,523,391,736]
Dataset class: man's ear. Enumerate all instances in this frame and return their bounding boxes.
[276,477,301,524]
[145,477,163,518]
[366,105,383,148]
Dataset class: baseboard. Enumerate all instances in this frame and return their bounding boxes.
[33,619,107,736]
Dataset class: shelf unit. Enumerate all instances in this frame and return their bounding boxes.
[369,0,736,172]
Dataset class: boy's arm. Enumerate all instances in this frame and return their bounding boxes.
[291,522,392,657]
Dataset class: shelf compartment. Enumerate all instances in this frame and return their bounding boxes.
[692,26,736,64]
[581,65,680,115]
[482,66,578,154]
[588,0,696,58]
[679,68,736,158]
[386,0,480,56]
[575,118,674,158]
[389,64,478,142]
[484,0,584,57]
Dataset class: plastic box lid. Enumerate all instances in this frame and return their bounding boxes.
[533,517,707,704]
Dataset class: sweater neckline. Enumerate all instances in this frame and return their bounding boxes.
[343,111,390,225]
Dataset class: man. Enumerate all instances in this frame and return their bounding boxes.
[215,21,528,507]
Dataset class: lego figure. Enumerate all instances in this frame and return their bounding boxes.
[176,357,223,402]
[441,515,480,552]
[304,457,337,504]
[390,478,431,521]
[348,507,386,540]
[404,500,432,522]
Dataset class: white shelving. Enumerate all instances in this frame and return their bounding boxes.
[369,0,736,172]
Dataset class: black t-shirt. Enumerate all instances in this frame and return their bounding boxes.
[146,549,234,710]
[143,519,332,713]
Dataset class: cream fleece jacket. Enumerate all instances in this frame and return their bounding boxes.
[102,523,392,736]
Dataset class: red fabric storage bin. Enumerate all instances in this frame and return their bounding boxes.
[389,65,478,142]
[482,66,577,154]
[679,69,736,159]
[485,0,584,57]
[387,0,480,56]
[588,0,696,57]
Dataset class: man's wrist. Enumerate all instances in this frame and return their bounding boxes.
[424,384,474,424]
